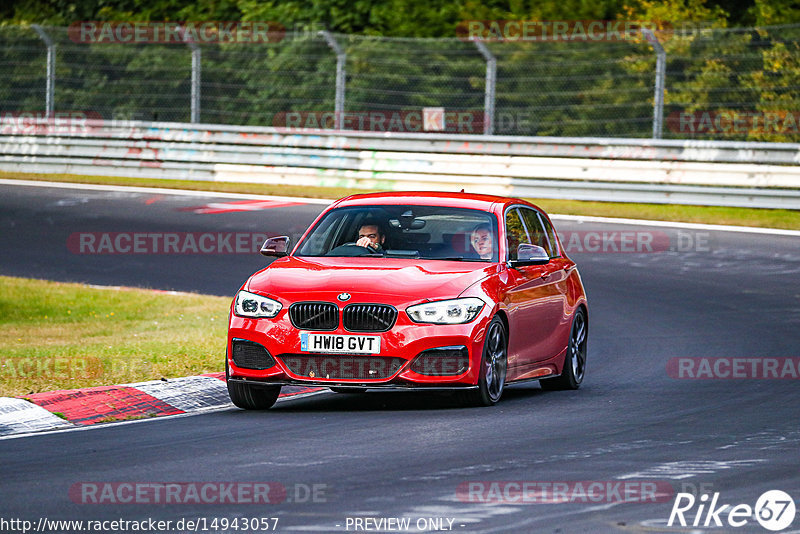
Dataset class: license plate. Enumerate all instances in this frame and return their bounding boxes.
[300,333,381,354]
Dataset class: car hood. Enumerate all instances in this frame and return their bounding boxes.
[246,256,496,304]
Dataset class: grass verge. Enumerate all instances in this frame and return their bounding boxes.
[0,276,230,397]
[3,171,799,230]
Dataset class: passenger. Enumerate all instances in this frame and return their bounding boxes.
[470,223,494,260]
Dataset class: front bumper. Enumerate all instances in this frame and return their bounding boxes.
[226,378,479,391]
[227,309,491,387]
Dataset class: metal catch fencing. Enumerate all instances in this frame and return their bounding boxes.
[2,23,800,142]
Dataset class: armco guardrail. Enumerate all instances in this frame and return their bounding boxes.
[2,119,800,209]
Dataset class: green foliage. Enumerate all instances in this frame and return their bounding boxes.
[3,0,796,32]
[749,0,800,26]
[2,0,799,140]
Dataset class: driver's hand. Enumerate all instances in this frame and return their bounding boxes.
[356,237,375,249]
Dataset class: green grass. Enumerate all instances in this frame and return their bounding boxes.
[0,276,230,397]
[3,171,799,230]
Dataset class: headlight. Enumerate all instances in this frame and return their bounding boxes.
[406,297,485,325]
[234,290,282,318]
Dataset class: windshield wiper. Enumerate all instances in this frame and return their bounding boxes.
[435,257,487,262]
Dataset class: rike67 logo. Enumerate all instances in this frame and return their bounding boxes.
[669,490,796,531]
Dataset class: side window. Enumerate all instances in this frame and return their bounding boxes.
[296,211,348,255]
[519,208,548,253]
[505,208,529,261]
[538,212,560,257]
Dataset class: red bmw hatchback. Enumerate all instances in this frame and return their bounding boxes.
[226,192,588,408]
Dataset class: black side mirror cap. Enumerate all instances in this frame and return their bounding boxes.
[509,243,550,267]
[260,236,290,257]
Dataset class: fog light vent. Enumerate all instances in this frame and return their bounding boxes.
[410,346,469,376]
[231,339,275,370]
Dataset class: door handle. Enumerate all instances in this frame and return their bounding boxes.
[540,272,551,280]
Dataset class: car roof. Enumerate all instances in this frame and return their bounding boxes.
[331,191,539,212]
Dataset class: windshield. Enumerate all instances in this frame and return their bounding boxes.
[296,204,499,262]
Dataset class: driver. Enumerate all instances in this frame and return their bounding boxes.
[356,219,386,253]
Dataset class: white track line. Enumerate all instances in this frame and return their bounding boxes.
[3,178,798,236]
[551,213,800,237]
[0,178,332,205]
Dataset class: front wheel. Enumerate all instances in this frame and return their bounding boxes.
[227,380,281,409]
[540,307,587,391]
[459,316,507,407]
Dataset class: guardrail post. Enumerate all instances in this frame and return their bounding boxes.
[642,28,666,139]
[179,26,201,123]
[473,41,496,136]
[31,25,55,119]
[320,31,346,130]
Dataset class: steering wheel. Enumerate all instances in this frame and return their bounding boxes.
[326,243,381,256]
[344,242,380,253]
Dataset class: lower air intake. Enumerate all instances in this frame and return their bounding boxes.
[280,355,405,380]
[410,346,469,376]
[231,339,275,370]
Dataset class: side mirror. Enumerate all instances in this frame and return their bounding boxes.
[260,236,290,257]
[511,244,550,266]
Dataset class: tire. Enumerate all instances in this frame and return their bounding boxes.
[225,356,281,409]
[540,307,587,391]
[459,316,507,407]
[330,387,368,394]
[227,380,281,410]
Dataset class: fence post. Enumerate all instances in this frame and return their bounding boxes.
[642,28,666,139]
[31,25,55,119]
[179,26,201,123]
[320,31,346,130]
[473,41,496,136]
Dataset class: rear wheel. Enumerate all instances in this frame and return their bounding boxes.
[459,316,507,407]
[540,307,587,391]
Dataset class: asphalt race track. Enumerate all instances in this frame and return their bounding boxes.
[1,182,799,533]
